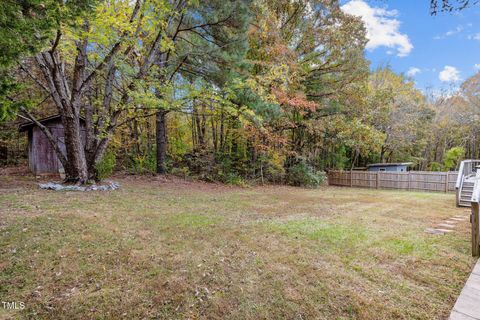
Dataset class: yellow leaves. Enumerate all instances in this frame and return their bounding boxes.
[238,109,253,125]
[160,36,175,53]
[335,117,385,156]
[244,78,275,103]
[130,90,161,108]
[58,0,177,62]
[88,0,136,46]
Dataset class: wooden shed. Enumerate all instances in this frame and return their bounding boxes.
[366,162,413,172]
[19,115,86,175]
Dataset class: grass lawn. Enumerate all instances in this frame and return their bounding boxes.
[0,173,476,319]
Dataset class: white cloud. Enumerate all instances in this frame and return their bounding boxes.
[341,0,413,57]
[446,26,463,36]
[439,66,461,82]
[474,64,480,70]
[435,25,465,39]
[468,33,480,40]
[406,67,421,77]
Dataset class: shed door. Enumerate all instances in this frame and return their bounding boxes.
[32,126,64,174]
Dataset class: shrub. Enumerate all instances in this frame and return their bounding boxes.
[129,150,156,174]
[183,149,215,177]
[223,172,246,186]
[443,146,465,171]
[428,162,443,171]
[170,166,190,179]
[263,153,286,183]
[286,161,325,188]
[95,149,116,180]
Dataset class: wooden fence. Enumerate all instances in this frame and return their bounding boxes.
[327,170,458,193]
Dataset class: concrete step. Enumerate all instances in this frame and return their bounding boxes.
[437,223,456,229]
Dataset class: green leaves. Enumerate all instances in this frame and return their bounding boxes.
[0,0,55,68]
[366,67,434,163]
[0,0,99,122]
[443,147,465,171]
[0,0,99,68]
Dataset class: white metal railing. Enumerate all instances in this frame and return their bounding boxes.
[471,170,480,202]
[470,169,480,256]
[456,160,480,189]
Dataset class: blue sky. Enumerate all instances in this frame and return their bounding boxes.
[340,0,480,92]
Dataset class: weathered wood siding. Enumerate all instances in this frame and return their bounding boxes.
[30,125,65,174]
[28,119,85,174]
[328,170,458,193]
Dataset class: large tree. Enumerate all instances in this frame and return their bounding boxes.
[243,0,369,168]
[367,68,434,163]
[152,0,250,174]
[0,0,97,121]
[426,73,480,163]
[8,0,249,182]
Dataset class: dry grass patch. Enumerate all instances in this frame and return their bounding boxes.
[0,174,475,319]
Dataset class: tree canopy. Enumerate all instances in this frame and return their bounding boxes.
[0,0,477,184]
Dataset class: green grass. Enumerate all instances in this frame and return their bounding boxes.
[0,176,475,319]
[265,218,367,250]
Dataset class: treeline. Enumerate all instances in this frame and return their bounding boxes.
[0,0,478,185]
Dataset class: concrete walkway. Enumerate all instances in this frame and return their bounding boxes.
[450,260,480,320]
[425,214,470,235]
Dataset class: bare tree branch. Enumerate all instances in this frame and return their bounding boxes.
[177,14,232,32]
[79,0,143,93]
[50,29,62,54]
[19,64,50,93]
[19,106,68,166]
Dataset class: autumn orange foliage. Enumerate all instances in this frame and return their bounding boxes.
[272,89,319,112]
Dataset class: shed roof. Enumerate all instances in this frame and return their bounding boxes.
[367,162,413,168]
[19,114,85,132]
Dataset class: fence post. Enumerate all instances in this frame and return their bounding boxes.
[350,170,353,188]
[472,202,480,257]
[445,172,449,193]
[407,172,410,191]
[376,172,379,189]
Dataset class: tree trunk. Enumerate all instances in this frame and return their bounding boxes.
[211,113,217,152]
[156,109,168,174]
[28,6,172,184]
[84,91,98,180]
[219,106,225,152]
[194,106,204,147]
[62,114,89,183]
